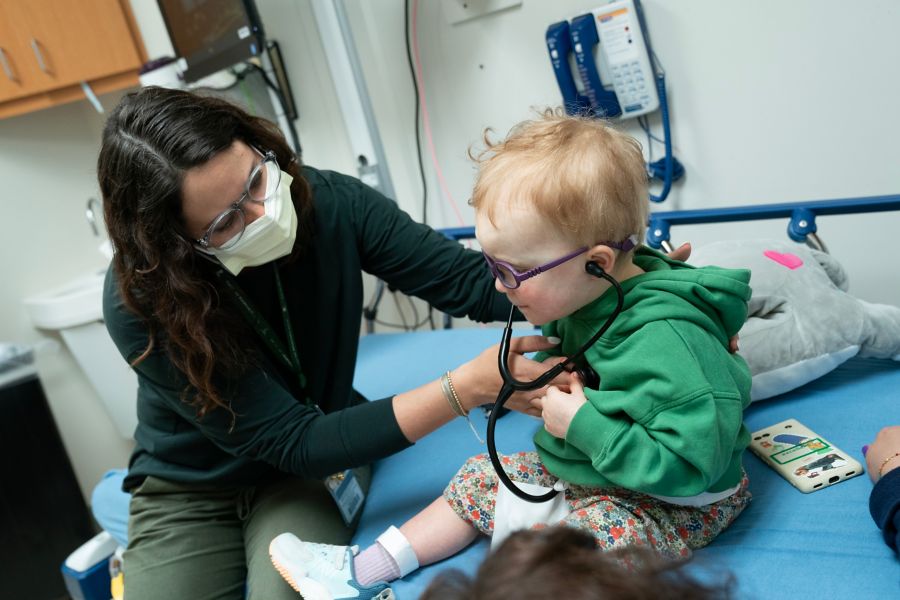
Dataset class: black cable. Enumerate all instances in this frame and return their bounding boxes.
[372,292,435,331]
[638,115,665,146]
[373,316,432,330]
[405,0,439,329]
[359,0,438,335]
[404,0,428,225]
[638,115,654,165]
[405,293,420,327]
[375,295,431,331]
[244,61,302,157]
[391,292,410,330]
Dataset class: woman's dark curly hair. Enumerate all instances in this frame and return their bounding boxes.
[97,86,314,419]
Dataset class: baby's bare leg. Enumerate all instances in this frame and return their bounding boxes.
[400,497,480,565]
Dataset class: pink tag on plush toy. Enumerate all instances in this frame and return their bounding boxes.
[763,250,803,270]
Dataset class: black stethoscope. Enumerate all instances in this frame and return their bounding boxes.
[486,261,625,502]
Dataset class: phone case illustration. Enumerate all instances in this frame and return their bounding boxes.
[748,419,864,493]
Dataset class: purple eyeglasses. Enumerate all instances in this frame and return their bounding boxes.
[483,235,637,289]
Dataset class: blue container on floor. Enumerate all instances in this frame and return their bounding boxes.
[61,531,117,600]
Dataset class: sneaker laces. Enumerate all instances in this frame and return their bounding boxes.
[300,541,358,573]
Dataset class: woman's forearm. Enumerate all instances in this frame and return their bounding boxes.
[392,377,460,442]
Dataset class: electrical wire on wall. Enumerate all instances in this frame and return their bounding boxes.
[404,0,429,226]
[362,0,437,334]
[370,0,484,333]
[638,113,683,185]
[408,0,468,228]
[242,61,303,157]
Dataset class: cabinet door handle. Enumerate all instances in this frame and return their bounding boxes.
[0,47,16,81]
[30,38,50,74]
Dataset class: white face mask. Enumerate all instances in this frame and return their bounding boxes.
[210,171,298,275]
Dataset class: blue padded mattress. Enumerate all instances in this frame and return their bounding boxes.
[351,328,900,599]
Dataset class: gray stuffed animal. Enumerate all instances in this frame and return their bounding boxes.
[690,239,900,401]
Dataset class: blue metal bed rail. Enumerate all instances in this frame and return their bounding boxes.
[427,194,900,329]
[438,194,900,249]
[645,194,900,249]
[437,226,480,242]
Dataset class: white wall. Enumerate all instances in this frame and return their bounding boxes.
[344,0,900,305]
[138,0,900,319]
[0,96,134,503]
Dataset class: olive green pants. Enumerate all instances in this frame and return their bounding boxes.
[122,468,371,600]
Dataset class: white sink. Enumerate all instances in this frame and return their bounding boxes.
[23,266,137,439]
[24,268,107,330]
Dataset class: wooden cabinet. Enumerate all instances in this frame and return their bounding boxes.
[0,0,146,119]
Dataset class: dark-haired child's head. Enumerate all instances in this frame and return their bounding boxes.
[420,526,735,600]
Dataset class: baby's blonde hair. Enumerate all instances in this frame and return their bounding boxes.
[470,109,648,249]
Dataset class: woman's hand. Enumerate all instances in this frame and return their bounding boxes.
[451,335,567,415]
[530,374,587,439]
[666,242,692,262]
[866,425,900,482]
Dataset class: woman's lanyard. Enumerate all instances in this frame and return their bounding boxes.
[217,266,363,526]
[216,266,309,400]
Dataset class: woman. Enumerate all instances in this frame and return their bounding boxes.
[98,86,561,599]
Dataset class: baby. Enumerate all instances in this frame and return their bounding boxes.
[270,111,754,599]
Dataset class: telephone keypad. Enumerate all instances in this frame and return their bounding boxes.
[611,60,651,113]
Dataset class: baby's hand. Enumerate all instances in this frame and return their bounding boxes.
[531,374,587,439]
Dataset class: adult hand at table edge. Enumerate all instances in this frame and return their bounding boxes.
[866,425,900,483]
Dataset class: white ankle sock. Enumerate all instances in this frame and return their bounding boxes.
[353,541,399,586]
[375,526,419,577]
[354,526,419,586]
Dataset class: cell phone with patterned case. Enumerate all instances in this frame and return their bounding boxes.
[748,418,864,493]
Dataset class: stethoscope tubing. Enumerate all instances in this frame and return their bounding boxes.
[486,268,624,503]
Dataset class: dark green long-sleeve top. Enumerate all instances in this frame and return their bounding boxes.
[104,167,511,491]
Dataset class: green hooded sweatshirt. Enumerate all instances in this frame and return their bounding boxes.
[534,247,752,497]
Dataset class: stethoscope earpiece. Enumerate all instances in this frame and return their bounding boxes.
[585,261,606,278]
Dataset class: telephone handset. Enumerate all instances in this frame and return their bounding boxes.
[545,21,591,116]
[547,0,659,119]
[570,14,622,118]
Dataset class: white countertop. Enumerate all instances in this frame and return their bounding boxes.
[0,361,37,389]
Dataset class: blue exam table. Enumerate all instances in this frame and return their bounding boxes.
[95,327,899,598]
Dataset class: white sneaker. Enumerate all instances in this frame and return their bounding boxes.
[269,533,394,600]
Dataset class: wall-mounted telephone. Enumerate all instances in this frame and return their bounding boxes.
[547,0,658,119]
[546,0,681,203]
